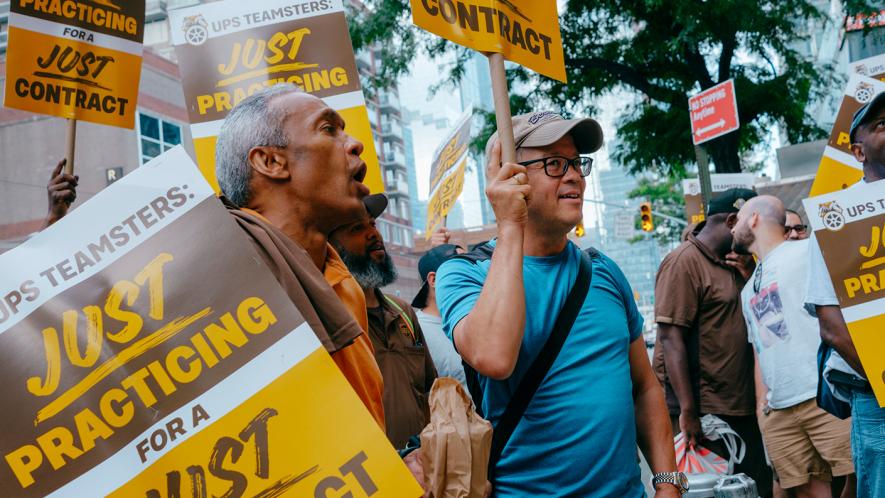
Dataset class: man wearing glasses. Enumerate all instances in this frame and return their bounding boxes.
[436,112,680,497]
[784,209,809,241]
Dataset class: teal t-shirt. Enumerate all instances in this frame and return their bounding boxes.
[437,240,645,497]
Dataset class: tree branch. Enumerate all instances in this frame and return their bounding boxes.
[683,46,715,88]
[567,57,685,106]
[718,32,737,82]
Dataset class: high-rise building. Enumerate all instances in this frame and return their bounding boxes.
[458,52,496,226]
[595,168,661,325]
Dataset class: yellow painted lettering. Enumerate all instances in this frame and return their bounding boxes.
[62,306,103,368]
[99,388,134,428]
[73,408,113,453]
[204,313,247,358]
[133,253,173,321]
[27,327,61,397]
[4,444,43,488]
[35,426,83,470]
[165,346,202,384]
[104,280,143,343]
[844,277,862,298]
[238,297,276,335]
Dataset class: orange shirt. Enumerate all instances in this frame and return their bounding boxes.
[324,245,386,430]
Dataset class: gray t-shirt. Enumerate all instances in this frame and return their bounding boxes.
[804,180,868,401]
[742,240,819,409]
[415,309,467,387]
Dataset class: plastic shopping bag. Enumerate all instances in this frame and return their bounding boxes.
[674,432,729,475]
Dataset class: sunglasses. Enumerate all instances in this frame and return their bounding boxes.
[785,224,808,235]
[516,156,593,177]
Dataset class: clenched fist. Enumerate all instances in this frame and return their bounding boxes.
[484,140,530,228]
[45,159,78,228]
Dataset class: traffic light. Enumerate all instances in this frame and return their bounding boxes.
[640,202,654,232]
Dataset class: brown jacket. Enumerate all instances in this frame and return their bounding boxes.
[223,197,363,353]
[366,291,438,448]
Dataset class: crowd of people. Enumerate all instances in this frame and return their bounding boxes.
[39,83,884,497]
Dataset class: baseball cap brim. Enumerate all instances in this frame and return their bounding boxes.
[364,193,388,219]
[519,117,604,154]
[411,282,429,308]
[850,91,885,143]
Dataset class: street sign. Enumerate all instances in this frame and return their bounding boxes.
[689,79,739,145]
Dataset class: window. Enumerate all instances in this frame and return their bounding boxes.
[137,112,182,164]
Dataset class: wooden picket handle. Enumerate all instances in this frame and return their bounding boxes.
[487,53,516,164]
[65,118,77,175]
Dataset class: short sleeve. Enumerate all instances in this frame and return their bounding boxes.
[435,258,487,346]
[804,233,838,316]
[654,250,700,328]
[598,253,644,342]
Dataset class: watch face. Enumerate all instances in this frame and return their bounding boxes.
[677,472,690,490]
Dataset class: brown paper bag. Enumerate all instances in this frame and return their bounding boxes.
[420,377,493,498]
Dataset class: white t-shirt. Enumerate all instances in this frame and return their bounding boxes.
[804,180,869,401]
[415,309,467,387]
[741,240,819,409]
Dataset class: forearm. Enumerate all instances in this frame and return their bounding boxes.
[817,305,865,375]
[456,223,525,379]
[659,331,696,415]
[753,353,768,412]
[635,383,676,474]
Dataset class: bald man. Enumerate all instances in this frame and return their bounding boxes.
[732,196,855,498]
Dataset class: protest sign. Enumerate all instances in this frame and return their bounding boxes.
[410,0,566,83]
[169,0,383,193]
[3,0,145,128]
[0,147,420,497]
[810,56,885,197]
[426,110,471,237]
[682,173,755,225]
[804,181,885,406]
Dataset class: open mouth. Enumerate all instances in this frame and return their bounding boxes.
[368,242,386,255]
[558,193,582,200]
[353,162,367,183]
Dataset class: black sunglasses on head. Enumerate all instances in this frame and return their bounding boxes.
[516,156,593,177]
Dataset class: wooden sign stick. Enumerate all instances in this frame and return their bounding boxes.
[487,53,516,164]
[65,118,77,175]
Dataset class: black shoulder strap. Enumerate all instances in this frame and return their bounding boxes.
[487,248,595,480]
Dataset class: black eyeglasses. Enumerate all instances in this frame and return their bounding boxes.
[516,156,593,177]
[785,224,808,235]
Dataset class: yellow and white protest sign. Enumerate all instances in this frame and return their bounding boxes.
[3,0,145,128]
[804,181,885,406]
[426,110,472,237]
[0,147,420,497]
[809,55,885,197]
[169,0,383,193]
[410,0,566,82]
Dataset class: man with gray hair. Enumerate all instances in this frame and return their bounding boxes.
[215,83,387,431]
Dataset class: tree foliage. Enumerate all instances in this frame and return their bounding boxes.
[350,0,878,177]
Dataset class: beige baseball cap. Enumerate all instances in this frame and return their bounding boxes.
[485,111,604,158]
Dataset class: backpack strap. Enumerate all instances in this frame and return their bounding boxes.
[487,248,594,480]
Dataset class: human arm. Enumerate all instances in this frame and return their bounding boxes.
[451,141,530,380]
[816,305,865,375]
[725,251,755,281]
[630,338,679,498]
[657,323,702,448]
[753,350,769,417]
[44,159,78,228]
[429,227,452,247]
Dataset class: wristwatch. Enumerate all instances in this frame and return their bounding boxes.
[651,472,689,495]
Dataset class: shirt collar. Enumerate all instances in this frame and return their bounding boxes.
[687,232,726,266]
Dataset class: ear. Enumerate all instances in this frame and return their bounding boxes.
[725,213,738,229]
[851,142,866,164]
[248,146,291,181]
[427,271,437,289]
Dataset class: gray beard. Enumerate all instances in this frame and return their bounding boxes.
[336,247,398,289]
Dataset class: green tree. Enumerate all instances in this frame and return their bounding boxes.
[349,0,877,177]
